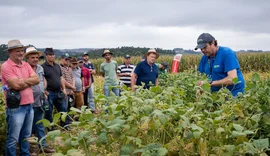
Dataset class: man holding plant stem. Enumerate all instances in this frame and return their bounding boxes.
[196,33,245,96]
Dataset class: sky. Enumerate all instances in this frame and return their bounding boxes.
[0,0,270,51]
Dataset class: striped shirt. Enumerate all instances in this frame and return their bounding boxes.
[117,63,135,86]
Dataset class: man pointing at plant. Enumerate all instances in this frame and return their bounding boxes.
[196,33,245,96]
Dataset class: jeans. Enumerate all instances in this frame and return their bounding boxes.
[84,88,89,107]
[45,91,67,127]
[104,84,120,97]
[32,107,46,148]
[5,104,34,156]
[88,83,95,111]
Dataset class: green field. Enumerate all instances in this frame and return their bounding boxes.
[1,52,270,155]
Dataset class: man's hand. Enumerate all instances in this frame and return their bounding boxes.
[63,89,67,97]
[72,86,76,91]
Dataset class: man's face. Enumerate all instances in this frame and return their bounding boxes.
[104,53,111,61]
[83,55,88,61]
[61,58,70,66]
[26,53,39,66]
[9,47,24,62]
[70,63,78,69]
[46,54,55,62]
[146,53,156,64]
[124,58,131,64]
[78,62,83,67]
[200,42,215,57]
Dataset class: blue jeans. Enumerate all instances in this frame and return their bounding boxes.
[45,91,67,127]
[6,104,34,156]
[88,83,95,111]
[32,107,46,148]
[104,84,120,97]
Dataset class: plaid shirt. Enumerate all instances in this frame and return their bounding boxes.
[60,64,74,94]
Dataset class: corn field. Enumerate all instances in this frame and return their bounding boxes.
[87,52,270,74]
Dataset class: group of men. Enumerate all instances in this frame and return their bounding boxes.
[1,32,245,155]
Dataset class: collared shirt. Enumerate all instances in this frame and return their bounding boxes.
[83,61,95,83]
[134,60,158,89]
[32,64,45,107]
[117,63,135,86]
[41,61,62,91]
[60,64,74,94]
[1,58,34,105]
[198,46,245,96]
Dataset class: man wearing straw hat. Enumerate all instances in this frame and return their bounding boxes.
[100,49,119,97]
[1,39,40,156]
[131,48,159,91]
[24,47,55,154]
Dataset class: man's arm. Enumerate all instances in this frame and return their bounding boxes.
[131,73,137,92]
[210,69,237,87]
[23,73,40,86]
[155,78,159,86]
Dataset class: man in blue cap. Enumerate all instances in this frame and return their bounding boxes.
[196,33,245,96]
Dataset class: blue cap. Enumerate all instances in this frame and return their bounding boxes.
[195,33,215,50]
[77,57,83,62]
[61,53,70,59]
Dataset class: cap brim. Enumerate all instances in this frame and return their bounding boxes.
[145,52,159,59]
[102,52,113,57]
[194,43,207,50]
[24,51,43,58]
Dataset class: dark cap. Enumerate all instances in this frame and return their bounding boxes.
[70,57,78,64]
[83,52,88,56]
[61,53,70,59]
[124,54,131,59]
[77,57,83,62]
[161,62,168,69]
[44,48,54,55]
[195,33,215,50]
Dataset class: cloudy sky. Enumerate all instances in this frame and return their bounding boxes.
[0,0,270,51]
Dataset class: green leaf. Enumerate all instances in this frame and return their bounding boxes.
[253,138,269,150]
[70,107,82,113]
[67,149,80,156]
[251,114,261,123]
[233,124,244,132]
[252,73,261,82]
[52,153,65,156]
[61,112,67,123]
[216,127,225,134]
[53,113,61,124]
[232,77,239,84]
[36,119,51,127]
[47,130,61,137]
[244,142,257,154]
[78,131,90,141]
[231,131,246,138]
[243,130,254,135]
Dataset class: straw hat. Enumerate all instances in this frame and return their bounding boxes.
[102,49,113,57]
[70,57,78,64]
[4,39,28,51]
[145,48,159,59]
[24,47,43,58]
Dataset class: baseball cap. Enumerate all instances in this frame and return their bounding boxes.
[61,53,70,59]
[161,62,168,69]
[194,33,215,50]
[77,57,83,62]
[44,48,54,55]
[83,52,88,56]
[124,54,131,59]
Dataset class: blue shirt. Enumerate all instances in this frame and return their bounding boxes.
[198,46,245,96]
[83,62,95,83]
[134,60,158,89]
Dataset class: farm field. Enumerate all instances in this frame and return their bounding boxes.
[0,53,270,155]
